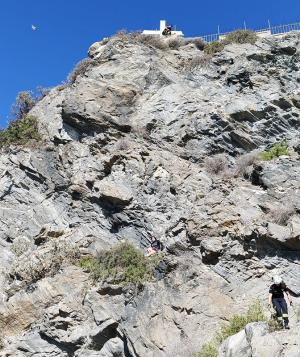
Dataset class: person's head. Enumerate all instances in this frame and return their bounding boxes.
[272,275,283,285]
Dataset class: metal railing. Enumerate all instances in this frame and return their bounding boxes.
[199,21,300,43]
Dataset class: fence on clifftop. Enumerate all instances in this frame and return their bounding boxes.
[199,21,300,43]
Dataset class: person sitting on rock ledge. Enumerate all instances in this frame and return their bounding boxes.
[268,275,293,329]
[145,237,163,256]
[162,25,172,36]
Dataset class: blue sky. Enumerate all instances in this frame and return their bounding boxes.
[1,0,300,127]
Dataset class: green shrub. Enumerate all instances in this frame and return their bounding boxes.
[268,318,282,332]
[219,315,248,341]
[219,300,266,341]
[194,342,218,357]
[0,115,41,148]
[259,142,289,161]
[12,91,37,120]
[204,41,225,55]
[79,242,161,284]
[224,30,258,45]
[194,300,266,356]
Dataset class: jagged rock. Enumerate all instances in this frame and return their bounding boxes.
[93,179,133,206]
[219,322,300,357]
[1,33,300,356]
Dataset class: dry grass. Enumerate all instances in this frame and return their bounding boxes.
[184,55,213,71]
[167,36,184,49]
[11,236,33,257]
[204,41,225,55]
[10,239,80,286]
[204,154,229,175]
[235,151,259,177]
[184,38,205,50]
[269,203,295,225]
[114,138,131,151]
[135,34,168,50]
[115,31,205,51]
[68,58,96,83]
[12,91,37,120]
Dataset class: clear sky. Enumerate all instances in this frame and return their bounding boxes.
[1,0,300,127]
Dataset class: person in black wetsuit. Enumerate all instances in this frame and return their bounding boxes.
[268,275,293,329]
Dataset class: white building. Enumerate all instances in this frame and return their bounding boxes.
[142,20,184,37]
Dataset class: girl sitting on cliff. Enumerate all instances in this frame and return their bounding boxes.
[145,237,163,256]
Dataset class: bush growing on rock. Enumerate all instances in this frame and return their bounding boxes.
[203,30,257,55]
[0,115,41,149]
[113,31,205,52]
[224,29,258,45]
[11,236,33,257]
[114,138,131,151]
[184,55,212,71]
[268,318,283,332]
[12,91,38,120]
[184,38,205,50]
[195,300,266,357]
[235,150,259,177]
[269,203,295,225]
[135,34,168,50]
[218,300,266,340]
[204,41,225,54]
[259,142,289,160]
[68,58,96,83]
[10,240,80,288]
[194,342,218,357]
[80,242,161,285]
[167,36,184,49]
[204,153,229,175]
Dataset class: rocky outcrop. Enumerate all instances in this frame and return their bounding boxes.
[219,322,300,357]
[1,33,300,355]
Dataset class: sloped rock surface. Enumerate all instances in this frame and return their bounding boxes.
[1,33,300,356]
[219,322,300,357]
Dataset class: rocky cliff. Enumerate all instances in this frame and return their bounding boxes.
[0,31,300,356]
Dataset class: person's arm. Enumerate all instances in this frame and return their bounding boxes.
[268,293,273,306]
[285,289,292,305]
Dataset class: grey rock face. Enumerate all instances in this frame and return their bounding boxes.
[1,33,300,356]
[219,322,300,357]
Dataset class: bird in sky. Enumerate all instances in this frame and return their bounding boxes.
[31,25,37,31]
